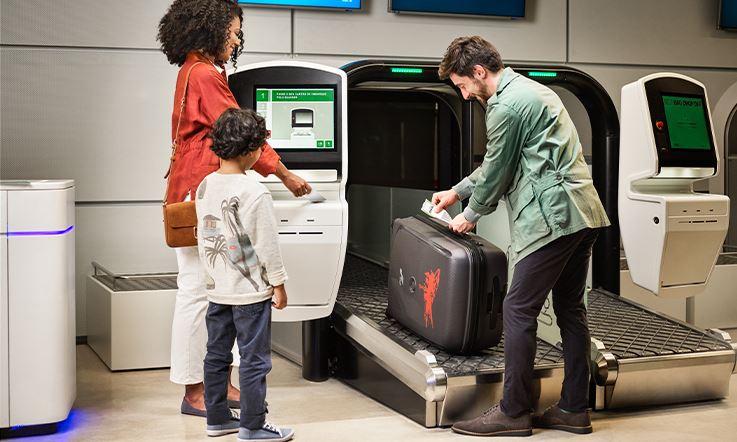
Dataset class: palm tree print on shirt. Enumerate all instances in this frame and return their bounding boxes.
[202,214,228,268]
[220,196,261,291]
[198,187,262,291]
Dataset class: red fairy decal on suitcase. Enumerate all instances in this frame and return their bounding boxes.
[420,268,441,328]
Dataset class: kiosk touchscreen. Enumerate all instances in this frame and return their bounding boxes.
[255,88,334,149]
[661,95,711,151]
[228,62,348,321]
[619,73,729,297]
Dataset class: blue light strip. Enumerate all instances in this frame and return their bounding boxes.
[3,225,75,237]
[4,408,83,438]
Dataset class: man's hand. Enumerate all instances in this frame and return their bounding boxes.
[272,285,288,310]
[431,189,459,213]
[449,213,476,234]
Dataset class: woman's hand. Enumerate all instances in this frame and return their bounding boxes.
[272,285,288,310]
[275,162,312,197]
[282,172,312,197]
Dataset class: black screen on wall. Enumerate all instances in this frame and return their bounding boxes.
[389,0,525,18]
[720,0,737,30]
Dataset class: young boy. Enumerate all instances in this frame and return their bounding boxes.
[196,108,294,442]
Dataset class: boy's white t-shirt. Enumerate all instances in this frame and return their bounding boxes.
[195,171,287,306]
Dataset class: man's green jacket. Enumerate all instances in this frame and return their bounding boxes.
[453,67,610,264]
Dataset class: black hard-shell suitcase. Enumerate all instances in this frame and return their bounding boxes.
[387,215,507,354]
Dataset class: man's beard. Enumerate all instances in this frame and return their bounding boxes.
[472,78,491,103]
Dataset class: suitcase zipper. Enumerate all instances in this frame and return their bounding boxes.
[414,215,487,353]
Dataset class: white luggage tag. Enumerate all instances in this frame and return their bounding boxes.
[301,188,326,203]
[421,199,453,223]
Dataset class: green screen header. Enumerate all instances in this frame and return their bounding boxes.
[256,89,334,102]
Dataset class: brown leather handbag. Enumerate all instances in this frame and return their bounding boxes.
[162,62,202,248]
[162,199,197,248]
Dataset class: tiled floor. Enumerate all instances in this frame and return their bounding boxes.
[6,344,737,441]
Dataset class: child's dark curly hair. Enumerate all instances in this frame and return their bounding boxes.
[157,0,244,67]
[210,108,267,160]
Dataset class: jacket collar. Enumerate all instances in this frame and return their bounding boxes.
[486,67,518,106]
[185,51,220,68]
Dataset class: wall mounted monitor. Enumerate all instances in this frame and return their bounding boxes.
[238,0,361,10]
[255,87,336,151]
[388,0,525,18]
[719,0,737,30]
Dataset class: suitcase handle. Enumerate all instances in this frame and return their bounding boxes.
[487,276,503,330]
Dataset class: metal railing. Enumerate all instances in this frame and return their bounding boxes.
[91,261,177,292]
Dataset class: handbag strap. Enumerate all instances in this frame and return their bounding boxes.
[163,61,204,203]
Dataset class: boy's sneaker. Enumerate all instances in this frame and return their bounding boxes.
[237,422,294,442]
[206,409,241,437]
[532,404,592,434]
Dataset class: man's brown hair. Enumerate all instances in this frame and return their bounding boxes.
[438,36,504,80]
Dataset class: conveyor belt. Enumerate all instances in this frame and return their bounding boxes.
[337,254,564,375]
[587,290,733,359]
[338,255,732,369]
[335,254,737,420]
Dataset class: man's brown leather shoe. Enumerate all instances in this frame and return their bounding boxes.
[532,404,592,434]
[451,404,532,437]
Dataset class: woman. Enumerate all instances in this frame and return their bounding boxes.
[157,0,310,418]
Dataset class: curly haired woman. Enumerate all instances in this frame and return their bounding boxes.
[158,0,310,421]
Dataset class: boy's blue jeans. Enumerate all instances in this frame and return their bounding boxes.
[204,300,272,429]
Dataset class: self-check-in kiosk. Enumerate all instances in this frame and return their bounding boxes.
[620,74,730,297]
[228,62,348,323]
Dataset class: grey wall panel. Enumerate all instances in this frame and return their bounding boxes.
[291,54,358,68]
[0,1,291,54]
[1,0,170,49]
[569,0,737,69]
[241,7,293,54]
[0,48,291,202]
[75,204,178,335]
[293,0,566,62]
[1,48,176,201]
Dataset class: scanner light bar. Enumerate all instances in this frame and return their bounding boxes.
[527,71,558,78]
[390,67,424,74]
